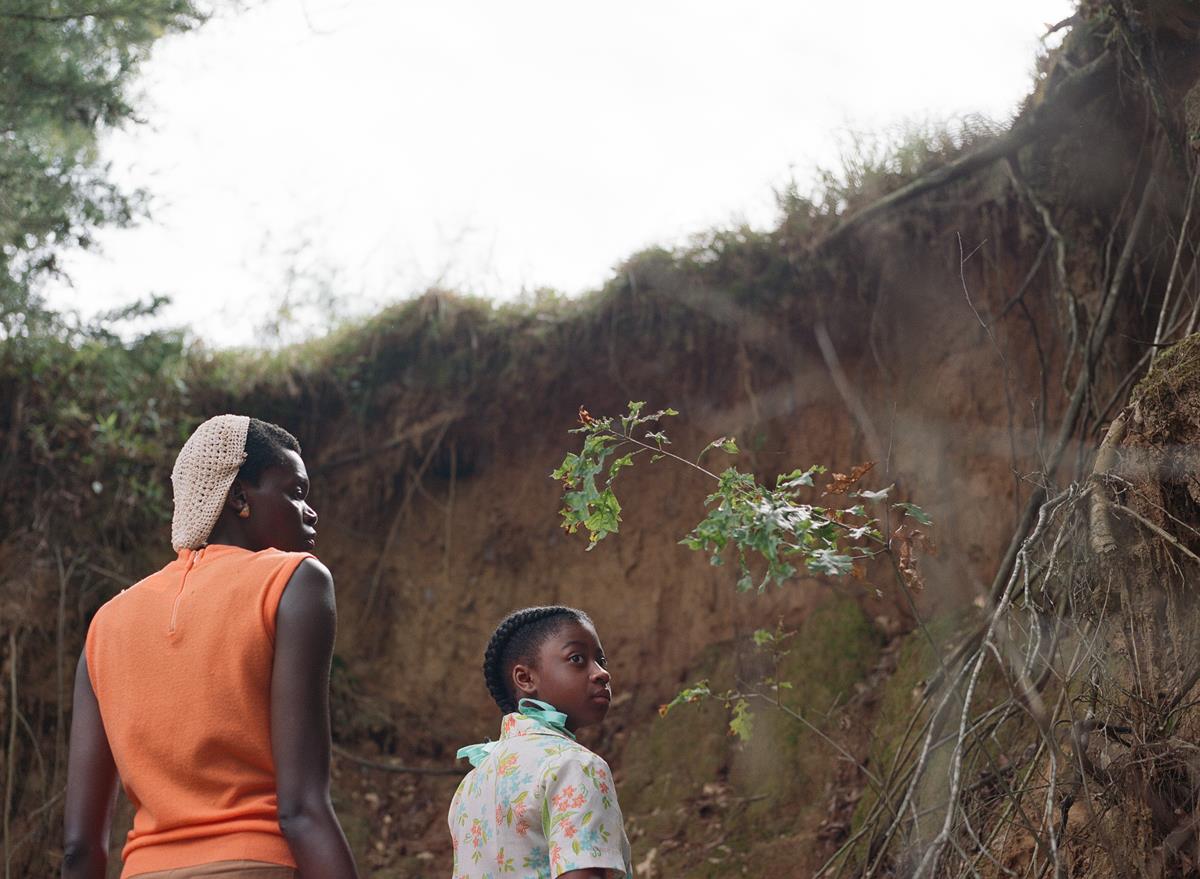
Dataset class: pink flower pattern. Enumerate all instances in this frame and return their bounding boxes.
[448,712,632,878]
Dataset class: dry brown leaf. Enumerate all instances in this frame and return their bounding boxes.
[823,461,876,496]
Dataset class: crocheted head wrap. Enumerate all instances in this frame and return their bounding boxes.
[170,414,250,551]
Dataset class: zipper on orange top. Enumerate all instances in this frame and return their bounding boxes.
[168,547,201,634]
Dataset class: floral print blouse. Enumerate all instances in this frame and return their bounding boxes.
[448,712,633,878]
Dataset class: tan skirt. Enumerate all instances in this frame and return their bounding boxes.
[129,860,296,879]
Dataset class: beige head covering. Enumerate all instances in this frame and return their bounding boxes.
[170,414,251,551]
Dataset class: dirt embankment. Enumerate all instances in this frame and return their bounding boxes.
[300,107,1141,877]
[280,15,1200,873]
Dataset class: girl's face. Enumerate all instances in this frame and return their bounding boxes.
[513,619,612,732]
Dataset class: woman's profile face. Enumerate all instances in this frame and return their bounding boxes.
[241,449,319,552]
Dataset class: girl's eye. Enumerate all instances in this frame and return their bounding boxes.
[597,656,607,668]
[569,654,585,665]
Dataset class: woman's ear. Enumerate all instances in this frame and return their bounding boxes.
[226,480,250,517]
[511,662,538,698]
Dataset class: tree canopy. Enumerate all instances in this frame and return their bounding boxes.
[0,0,206,328]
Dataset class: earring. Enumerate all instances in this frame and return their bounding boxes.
[238,505,250,519]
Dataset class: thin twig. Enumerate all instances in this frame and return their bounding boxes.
[364,420,452,621]
[332,744,466,776]
[4,631,19,879]
[444,442,456,585]
[814,322,885,465]
[1111,503,1200,564]
[1151,160,1199,355]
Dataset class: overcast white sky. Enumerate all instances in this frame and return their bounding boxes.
[43,0,1074,346]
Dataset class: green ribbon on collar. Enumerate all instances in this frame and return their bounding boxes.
[454,741,496,768]
[456,698,576,767]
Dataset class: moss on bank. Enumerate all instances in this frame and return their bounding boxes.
[619,593,884,876]
[1130,332,1200,440]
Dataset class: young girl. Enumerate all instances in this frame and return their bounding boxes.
[449,606,633,879]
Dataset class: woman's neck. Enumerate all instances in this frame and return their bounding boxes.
[204,518,256,551]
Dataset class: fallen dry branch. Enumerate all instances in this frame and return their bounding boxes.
[331,745,466,777]
[1088,412,1128,554]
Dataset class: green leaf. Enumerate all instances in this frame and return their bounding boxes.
[857,484,894,501]
[777,464,825,489]
[659,680,712,716]
[582,488,622,547]
[698,435,739,462]
[607,453,634,482]
[551,452,581,481]
[729,699,754,742]
[894,501,933,525]
[807,549,854,576]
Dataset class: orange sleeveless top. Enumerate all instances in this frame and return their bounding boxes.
[85,544,313,877]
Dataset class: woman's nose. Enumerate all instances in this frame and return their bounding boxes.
[304,504,318,526]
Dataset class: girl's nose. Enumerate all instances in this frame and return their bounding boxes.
[304,504,318,526]
[592,664,611,684]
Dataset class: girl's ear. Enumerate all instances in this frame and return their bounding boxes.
[511,662,538,699]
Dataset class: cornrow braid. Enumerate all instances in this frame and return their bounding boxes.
[482,606,591,713]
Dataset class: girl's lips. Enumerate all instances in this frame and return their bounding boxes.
[591,691,612,703]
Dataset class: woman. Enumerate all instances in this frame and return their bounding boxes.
[62,415,359,879]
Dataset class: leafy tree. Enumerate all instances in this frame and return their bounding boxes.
[0,5,210,854]
[554,402,932,591]
[554,402,934,742]
[0,0,207,316]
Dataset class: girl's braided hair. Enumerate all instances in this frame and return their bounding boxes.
[483,606,592,713]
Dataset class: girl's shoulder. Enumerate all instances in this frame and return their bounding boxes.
[534,741,615,786]
[514,733,594,762]
[493,734,608,774]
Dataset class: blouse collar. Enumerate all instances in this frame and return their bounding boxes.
[457,698,574,767]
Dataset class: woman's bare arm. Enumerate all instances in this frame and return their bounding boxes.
[271,558,359,878]
[62,652,119,879]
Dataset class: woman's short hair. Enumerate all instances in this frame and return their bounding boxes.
[238,419,301,485]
